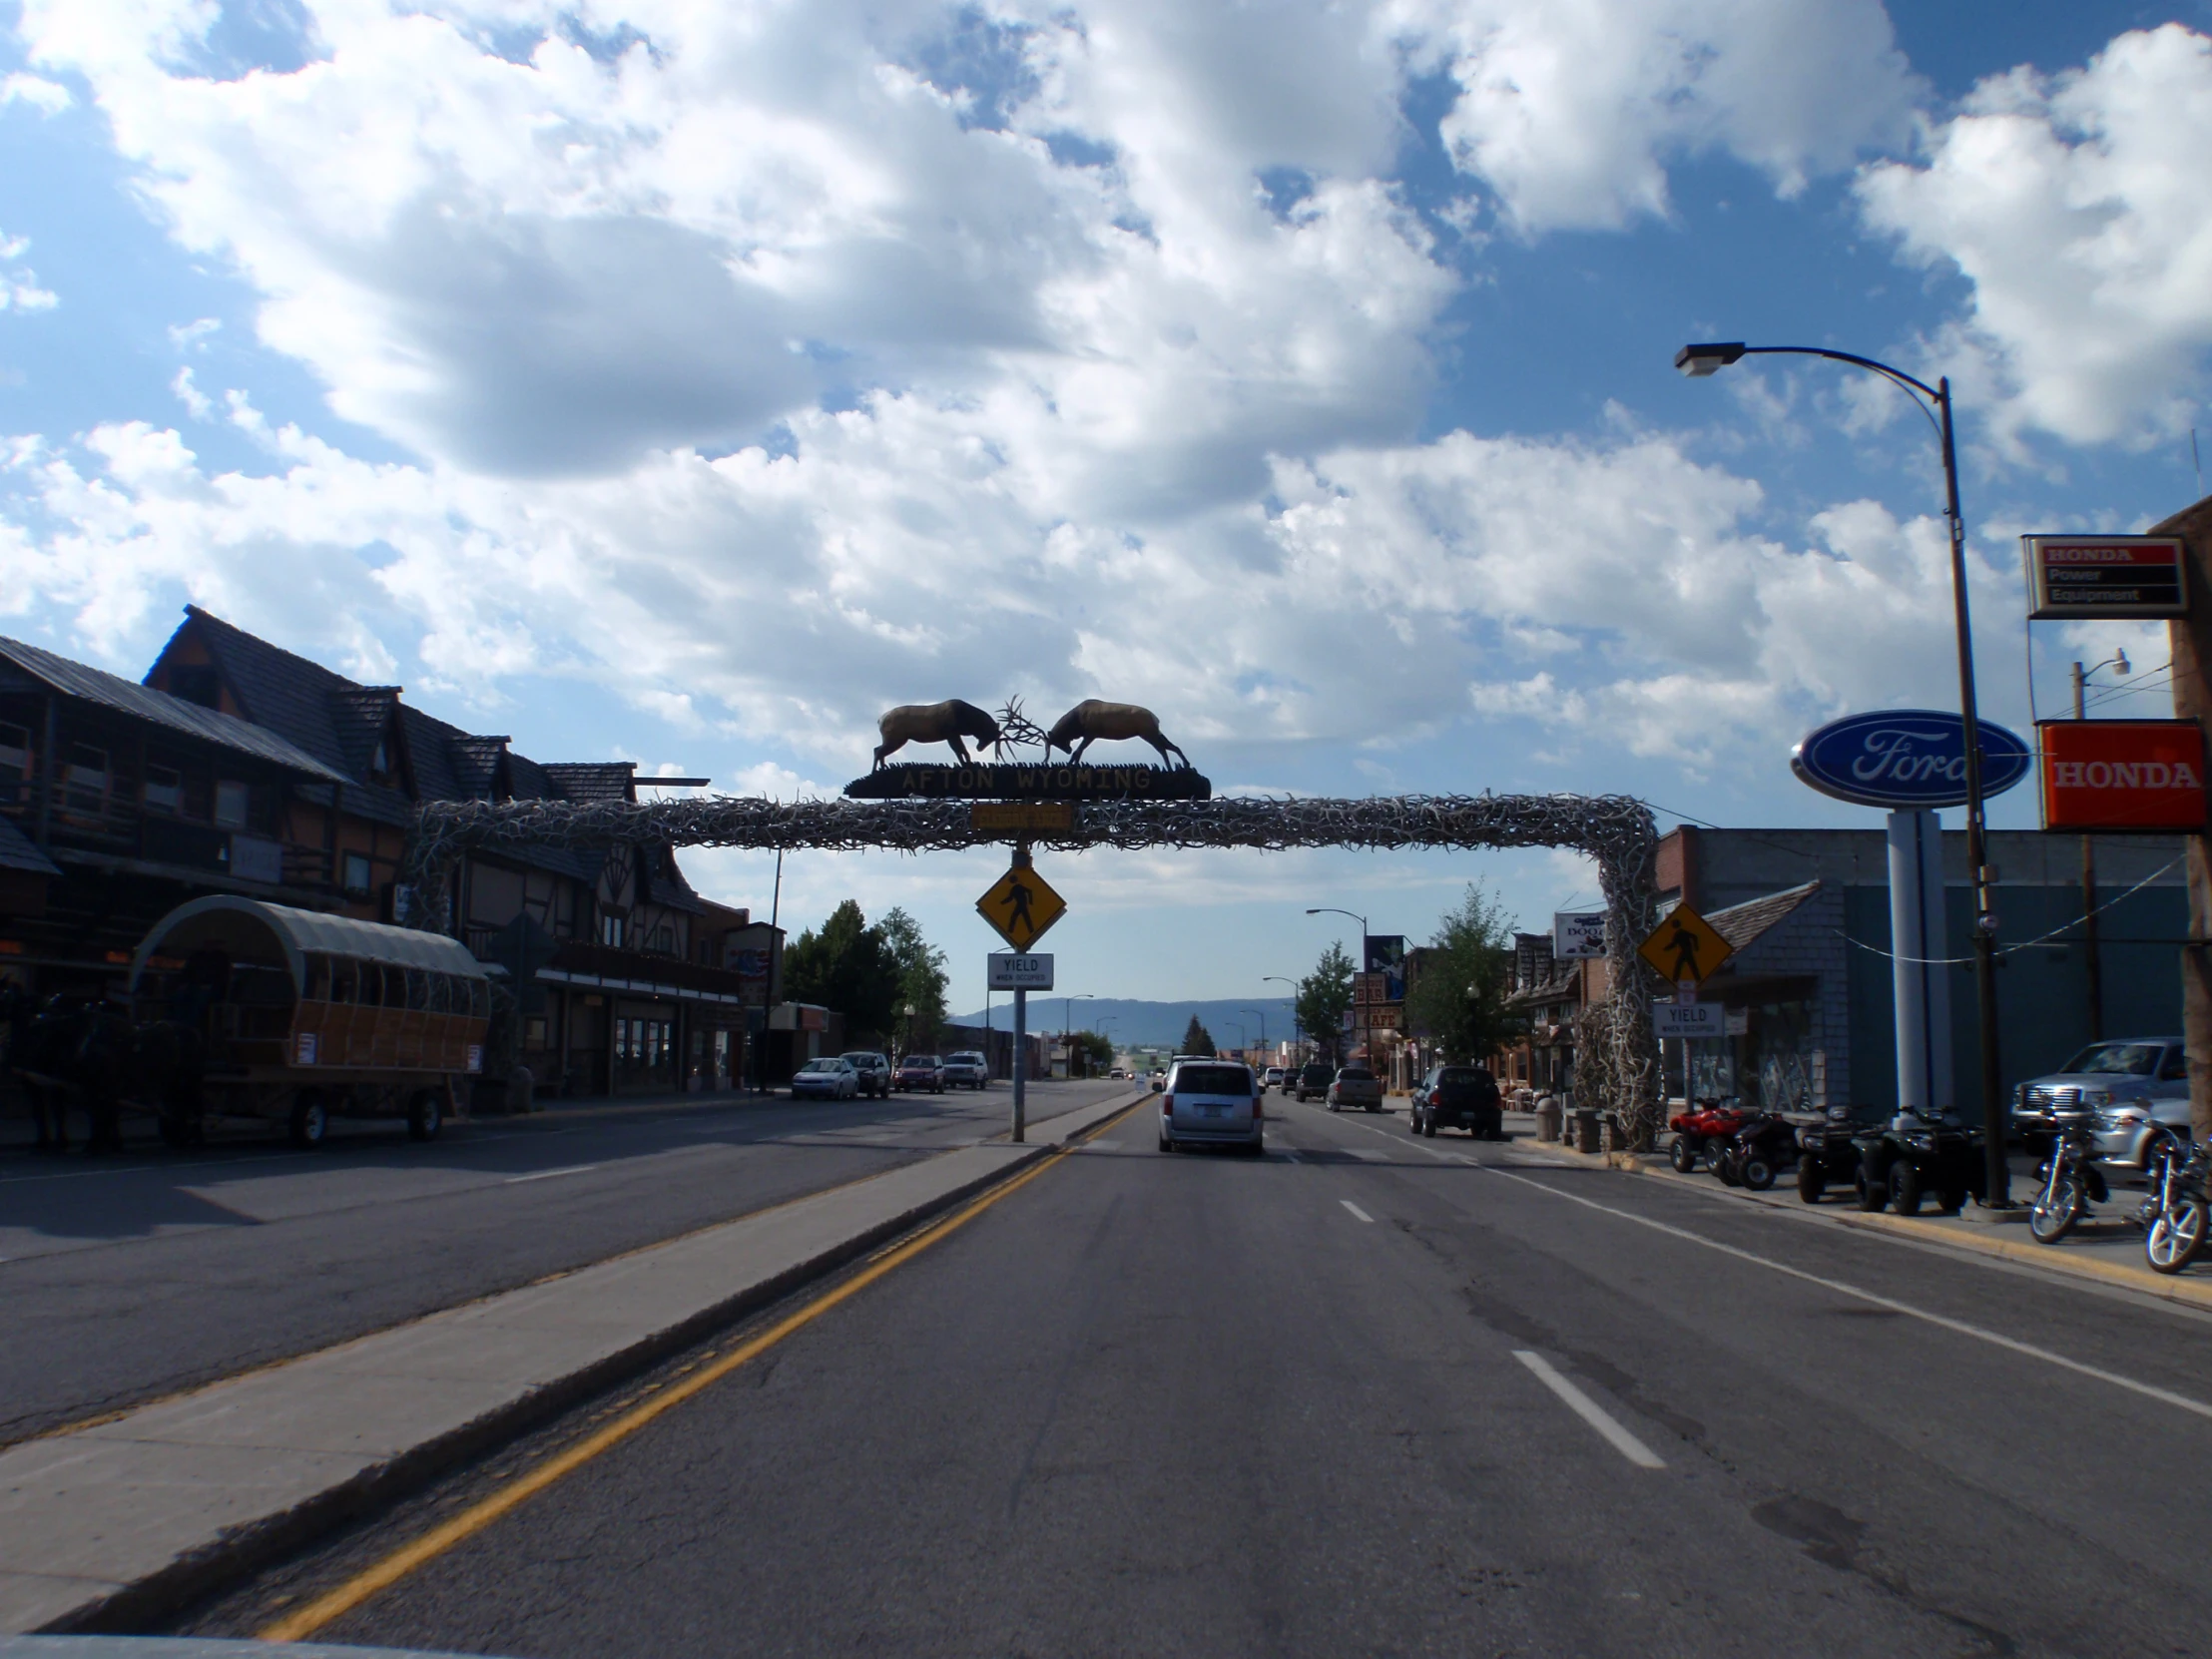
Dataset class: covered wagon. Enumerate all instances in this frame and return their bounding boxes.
[130,895,490,1147]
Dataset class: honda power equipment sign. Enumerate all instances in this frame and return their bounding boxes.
[2024,534,2187,620]
[2038,721,2207,831]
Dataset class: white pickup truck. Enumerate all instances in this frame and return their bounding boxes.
[941,1050,989,1089]
[1326,1064,1384,1113]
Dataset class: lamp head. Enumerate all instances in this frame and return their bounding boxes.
[1675,341,1747,378]
[2116,648,2131,676]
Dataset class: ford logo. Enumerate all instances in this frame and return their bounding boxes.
[1792,710,2031,809]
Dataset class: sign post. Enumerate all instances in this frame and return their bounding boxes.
[988,951,1053,1142]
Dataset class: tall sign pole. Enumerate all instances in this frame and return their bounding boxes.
[1012,841,1028,1143]
[981,841,1059,1147]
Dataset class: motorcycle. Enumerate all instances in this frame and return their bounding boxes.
[1667,1097,1750,1174]
[2141,1131,2208,1275]
[1854,1105,1985,1217]
[2028,1107,2107,1244]
[1713,1112,1800,1192]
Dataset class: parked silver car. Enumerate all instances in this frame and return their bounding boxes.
[840,1051,891,1099]
[2014,1036,2187,1170]
[792,1056,859,1100]
[1160,1059,1263,1155]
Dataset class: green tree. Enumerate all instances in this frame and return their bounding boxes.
[1295,941,1355,1060]
[781,899,901,1044]
[878,905,948,1039]
[1071,1029,1114,1072]
[1404,882,1522,1063]
[1179,1014,1217,1057]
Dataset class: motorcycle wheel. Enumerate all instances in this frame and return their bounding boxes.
[1670,1137,1697,1174]
[2146,1196,2208,1275]
[1741,1155,1776,1192]
[1855,1166,1888,1212]
[1716,1150,1743,1188]
[2028,1167,2084,1244]
[1889,1159,1923,1217]
[1797,1155,1825,1204]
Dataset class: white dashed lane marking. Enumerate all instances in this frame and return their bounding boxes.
[1514,1350,1667,1468]
[1340,1200,1375,1224]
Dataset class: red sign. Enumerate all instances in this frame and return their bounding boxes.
[2025,534,2186,618]
[2038,721,2207,830]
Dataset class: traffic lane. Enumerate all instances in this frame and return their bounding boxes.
[0,1078,1121,1258]
[1278,1100,2212,1647]
[1295,1098,2212,1412]
[0,1080,1131,1444]
[291,1103,1948,1659]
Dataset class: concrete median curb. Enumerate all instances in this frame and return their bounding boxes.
[0,1090,1144,1638]
[1509,1132,2212,1313]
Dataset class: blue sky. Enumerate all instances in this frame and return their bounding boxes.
[6,0,2212,1013]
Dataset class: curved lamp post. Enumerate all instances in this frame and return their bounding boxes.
[1677,340,2007,1206]
[1262,975,1302,1062]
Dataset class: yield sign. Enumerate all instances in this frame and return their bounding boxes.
[1637,902,1733,986]
[976,861,1066,951]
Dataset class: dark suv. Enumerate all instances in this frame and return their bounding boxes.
[1293,1062,1334,1103]
[1410,1064,1503,1139]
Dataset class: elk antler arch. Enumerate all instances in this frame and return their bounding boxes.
[399,793,1664,1142]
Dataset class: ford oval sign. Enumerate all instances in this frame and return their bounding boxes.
[1791,710,2031,809]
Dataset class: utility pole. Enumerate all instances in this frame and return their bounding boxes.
[2158,492,2212,1145]
[2071,661,2105,1039]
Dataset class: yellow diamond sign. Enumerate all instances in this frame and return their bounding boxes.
[977,861,1067,951]
[1637,902,1733,986]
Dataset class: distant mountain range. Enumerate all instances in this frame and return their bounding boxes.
[947,996,1298,1053]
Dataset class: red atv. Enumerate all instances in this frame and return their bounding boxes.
[1668,1097,1751,1174]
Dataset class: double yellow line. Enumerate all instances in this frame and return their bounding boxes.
[261,1108,1132,1641]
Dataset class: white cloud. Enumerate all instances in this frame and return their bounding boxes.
[1858,24,2212,447]
[1396,0,1918,232]
[0,230,57,311]
[0,72,71,114]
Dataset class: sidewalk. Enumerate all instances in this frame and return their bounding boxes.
[0,1089,1143,1635]
[1506,1115,2212,1313]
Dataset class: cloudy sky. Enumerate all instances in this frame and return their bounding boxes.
[5,0,2211,1013]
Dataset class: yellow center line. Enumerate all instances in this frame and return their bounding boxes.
[259,1100,1141,1643]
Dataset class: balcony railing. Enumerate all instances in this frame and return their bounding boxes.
[2,795,329,894]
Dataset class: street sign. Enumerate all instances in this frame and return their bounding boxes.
[2038,720,2208,830]
[1353,971,1393,1006]
[2024,534,2187,619]
[970,802,1075,832]
[1553,911,1606,958]
[976,861,1066,950]
[1366,1005,1402,1030]
[1653,1000,1726,1039]
[1637,903,1733,986]
[987,952,1055,990]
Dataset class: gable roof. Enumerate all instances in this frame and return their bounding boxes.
[1707,880,1825,954]
[0,635,348,784]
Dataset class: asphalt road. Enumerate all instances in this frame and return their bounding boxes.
[0,1078,1132,1444]
[173,1091,2212,1659]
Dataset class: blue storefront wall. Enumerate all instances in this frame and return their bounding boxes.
[1842,878,2186,1115]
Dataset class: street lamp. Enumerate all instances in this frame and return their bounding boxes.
[1307,906,1370,1062]
[1240,1006,1267,1056]
[1677,338,2008,1206]
[1062,993,1094,1076]
[1263,975,1302,1062]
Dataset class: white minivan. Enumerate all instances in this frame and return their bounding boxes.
[1160,1059,1264,1156]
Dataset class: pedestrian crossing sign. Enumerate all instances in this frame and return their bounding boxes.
[1636,902,1733,986]
[976,861,1066,951]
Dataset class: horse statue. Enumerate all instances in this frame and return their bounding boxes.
[872,700,1003,769]
[1045,700,1192,769]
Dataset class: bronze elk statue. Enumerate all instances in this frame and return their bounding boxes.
[872,700,1003,768]
[1045,700,1192,769]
